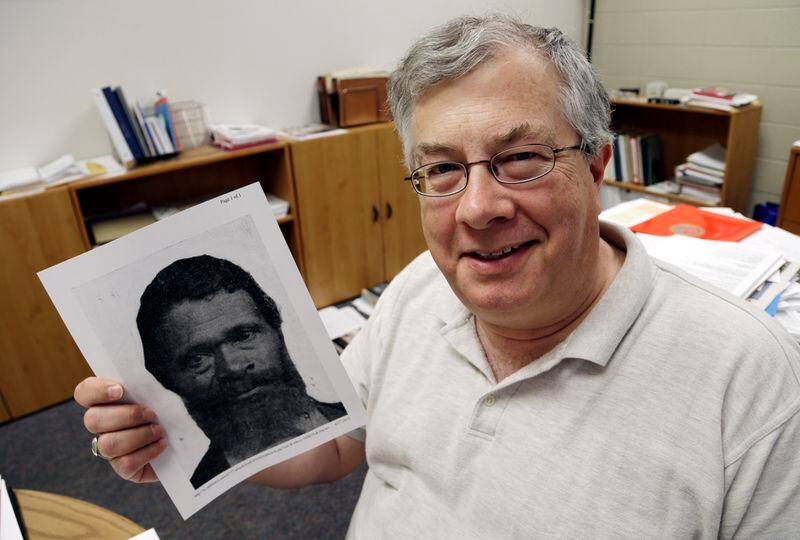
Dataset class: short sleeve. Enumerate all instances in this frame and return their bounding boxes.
[720,404,800,538]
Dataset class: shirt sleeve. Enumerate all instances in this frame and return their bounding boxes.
[720,404,800,538]
[338,255,422,444]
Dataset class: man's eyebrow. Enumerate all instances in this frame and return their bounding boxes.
[494,122,556,147]
[413,142,456,164]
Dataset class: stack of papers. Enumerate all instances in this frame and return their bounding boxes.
[682,88,758,111]
[211,124,278,151]
[637,233,784,299]
[266,194,289,218]
[0,154,124,197]
[602,198,800,342]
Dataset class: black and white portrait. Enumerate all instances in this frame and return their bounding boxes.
[43,186,366,516]
[137,254,346,488]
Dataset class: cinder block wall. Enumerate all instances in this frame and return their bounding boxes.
[591,0,800,214]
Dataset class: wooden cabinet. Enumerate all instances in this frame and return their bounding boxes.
[0,188,91,418]
[778,147,800,235]
[291,123,427,307]
[603,99,761,213]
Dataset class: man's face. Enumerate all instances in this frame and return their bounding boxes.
[411,48,608,330]
[157,289,287,410]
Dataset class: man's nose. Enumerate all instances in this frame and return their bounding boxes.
[215,344,254,378]
[454,163,515,229]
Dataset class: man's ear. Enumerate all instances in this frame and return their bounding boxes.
[587,142,613,191]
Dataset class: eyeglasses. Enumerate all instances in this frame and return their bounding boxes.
[404,143,583,197]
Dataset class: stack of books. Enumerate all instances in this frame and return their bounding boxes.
[675,144,726,204]
[91,86,183,166]
[682,88,758,111]
[211,124,278,151]
[605,133,663,186]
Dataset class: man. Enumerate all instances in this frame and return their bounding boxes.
[136,254,345,488]
[76,14,800,536]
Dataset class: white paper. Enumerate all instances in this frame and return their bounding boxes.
[599,198,672,227]
[317,306,366,340]
[742,223,800,264]
[0,478,24,540]
[38,183,366,519]
[128,528,160,540]
[637,233,785,298]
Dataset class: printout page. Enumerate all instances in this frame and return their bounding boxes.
[636,233,784,298]
[38,183,366,519]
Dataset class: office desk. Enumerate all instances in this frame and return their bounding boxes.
[15,489,145,539]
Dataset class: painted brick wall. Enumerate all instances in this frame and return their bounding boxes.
[592,0,800,214]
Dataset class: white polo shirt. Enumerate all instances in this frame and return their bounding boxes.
[341,222,800,539]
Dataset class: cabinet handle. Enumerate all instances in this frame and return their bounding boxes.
[386,202,393,220]
[372,205,379,223]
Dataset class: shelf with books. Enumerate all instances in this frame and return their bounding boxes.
[603,99,761,213]
[70,141,302,265]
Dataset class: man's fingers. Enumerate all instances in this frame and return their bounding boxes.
[83,404,155,434]
[111,438,168,483]
[96,423,164,460]
[74,377,124,407]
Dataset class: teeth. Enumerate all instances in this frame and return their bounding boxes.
[476,244,521,260]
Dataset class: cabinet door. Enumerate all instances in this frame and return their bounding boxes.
[376,126,427,280]
[0,188,91,417]
[292,131,385,307]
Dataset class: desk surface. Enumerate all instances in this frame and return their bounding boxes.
[15,489,145,539]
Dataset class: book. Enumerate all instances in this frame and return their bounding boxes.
[114,87,151,158]
[640,134,663,186]
[91,87,134,165]
[144,117,165,154]
[612,136,622,181]
[155,92,182,151]
[604,144,616,180]
[101,86,144,161]
[618,134,631,182]
[133,101,157,157]
[629,135,641,184]
[631,204,761,241]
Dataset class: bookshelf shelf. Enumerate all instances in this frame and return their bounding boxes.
[605,99,761,213]
[601,179,713,206]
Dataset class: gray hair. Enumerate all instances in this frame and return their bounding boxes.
[387,14,612,167]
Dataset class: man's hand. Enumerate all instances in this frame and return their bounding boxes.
[74,377,167,483]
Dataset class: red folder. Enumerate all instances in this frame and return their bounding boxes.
[630,204,762,241]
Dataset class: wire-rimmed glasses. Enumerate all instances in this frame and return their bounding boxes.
[404,143,583,197]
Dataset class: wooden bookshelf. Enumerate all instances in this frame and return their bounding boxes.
[604,99,761,213]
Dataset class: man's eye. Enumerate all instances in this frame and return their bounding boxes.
[233,328,258,343]
[506,151,544,162]
[185,353,214,374]
[427,162,460,176]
